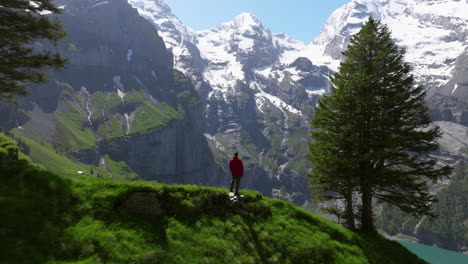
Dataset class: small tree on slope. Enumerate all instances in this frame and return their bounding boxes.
[309,17,452,232]
[0,0,66,102]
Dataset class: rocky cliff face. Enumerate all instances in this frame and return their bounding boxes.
[0,0,223,186]
[428,49,468,127]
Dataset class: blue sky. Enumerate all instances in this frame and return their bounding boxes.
[165,0,350,43]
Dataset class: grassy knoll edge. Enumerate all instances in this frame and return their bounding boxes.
[0,134,426,264]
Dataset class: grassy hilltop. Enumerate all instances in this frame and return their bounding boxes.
[0,133,425,264]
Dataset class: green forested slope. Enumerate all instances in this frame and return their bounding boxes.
[378,160,468,252]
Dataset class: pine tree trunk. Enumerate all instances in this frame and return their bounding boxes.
[344,189,356,230]
[360,184,374,232]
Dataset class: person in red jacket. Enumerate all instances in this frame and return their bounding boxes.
[229,152,244,195]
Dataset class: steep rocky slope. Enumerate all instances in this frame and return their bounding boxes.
[0,0,222,185]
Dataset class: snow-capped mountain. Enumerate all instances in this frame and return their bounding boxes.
[309,0,468,141]
[127,0,332,196]
[126,0,467,197]
[126,0,212,98]
[197,13,278,90]
[128,0,331,108]
[311,0,468,88]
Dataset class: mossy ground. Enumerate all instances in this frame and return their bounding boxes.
[0,134,426,264]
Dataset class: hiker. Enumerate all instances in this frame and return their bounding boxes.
[229,152,244,195]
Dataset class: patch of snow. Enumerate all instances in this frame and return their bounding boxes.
[238,38,255,51]
[128,0,196,73]
[255,89,302,116]
[253,64,274,78]
[90,1,109,8]
[197,25,246,89]
[127,49,133,62]
[151,70,159,80]
[414,215,427,234]
[254,95,265,113]
[124,113,130,135]
[29,1,53,15]
[99,156,106,167]
[113,76,126,102]
[117,89,126,101]
[196,12,275,90]
[451,83,458,94]
[204,133,226,151]
[38,10,52,15]
[204,133,214,141]
[285,67,301,82]
[273,33,306,51]
[306,88,327,96]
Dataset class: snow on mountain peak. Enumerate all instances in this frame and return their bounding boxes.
[311,0,468,87]
[129,0,467,106]
[195,13,279,90]
[128,0,171,16]
[203,12,270,39]
[128,0,198,75]
[233,12,263,27]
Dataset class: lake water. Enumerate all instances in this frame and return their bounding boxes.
[400,241,468,264]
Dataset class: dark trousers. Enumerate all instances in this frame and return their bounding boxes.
[230,176,241,193]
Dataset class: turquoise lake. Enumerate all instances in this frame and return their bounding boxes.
[400,241,468,264]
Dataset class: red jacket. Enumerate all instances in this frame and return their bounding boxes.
[229,157,244,177]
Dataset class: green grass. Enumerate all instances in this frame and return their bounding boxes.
[125,89,146,105]
[104,155,139,180]
[130,102,179,134]
[109,115,125,138]
[0,133,17,157]
[1,133,427,264]
[90,91,107,121]
[2,174,428,264]
[16,134,88,176]
[89,91,126,139]
[90,90,182,139]
[12,133,109,178]
[107,93,123,112]
[161,102,183,118]
[53,101,96,152]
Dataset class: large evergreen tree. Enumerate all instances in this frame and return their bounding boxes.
[309,17,452,232]
[0,0,66,102]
